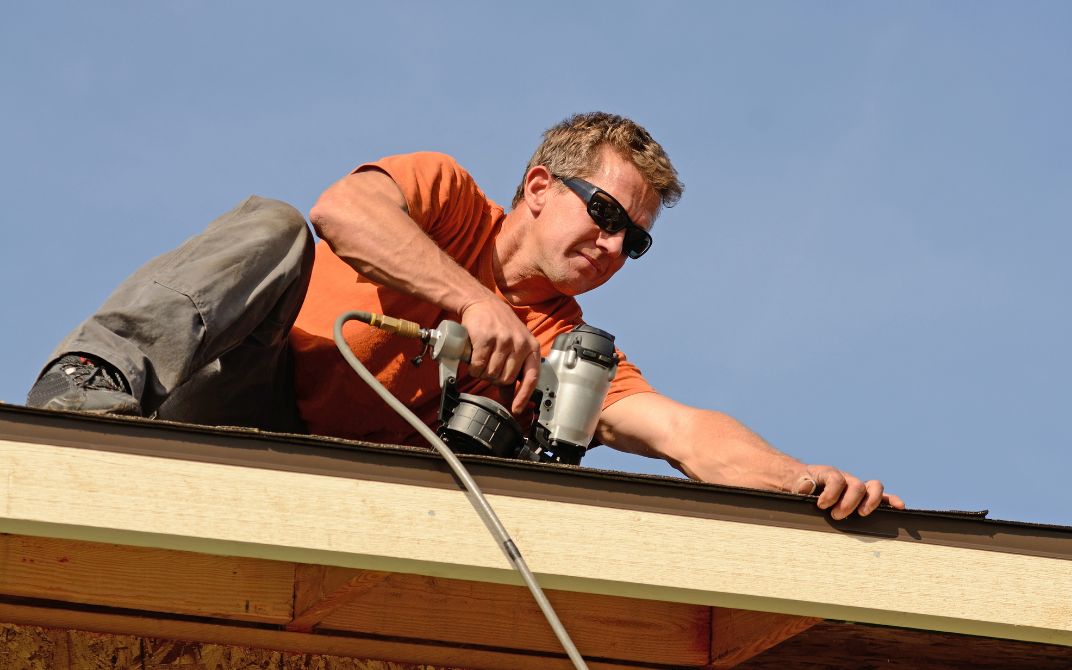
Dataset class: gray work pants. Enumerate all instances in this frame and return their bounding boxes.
[48,195,314,431]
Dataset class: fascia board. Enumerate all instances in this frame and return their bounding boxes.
[1,431,1069,648]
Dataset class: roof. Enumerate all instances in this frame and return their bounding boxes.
[1,402,1070,668]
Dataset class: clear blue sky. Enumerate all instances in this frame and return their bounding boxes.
[3,3,1069,525]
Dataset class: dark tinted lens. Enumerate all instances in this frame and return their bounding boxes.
[565,177,652,259]
[623,226,653,259]
[587,193,629,233]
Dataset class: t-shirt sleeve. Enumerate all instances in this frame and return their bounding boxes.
[532,297,656,411]
[356,152,492,249]
[603,349,655,410]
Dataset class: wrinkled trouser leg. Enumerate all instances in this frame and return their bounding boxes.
[47,195,314,431]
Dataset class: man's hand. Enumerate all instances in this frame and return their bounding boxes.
[459,297,541,415]
[790,466,906,519]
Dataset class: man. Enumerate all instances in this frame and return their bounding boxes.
[28,112,904,519]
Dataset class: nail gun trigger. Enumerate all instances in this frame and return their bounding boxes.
[412,341,431,367]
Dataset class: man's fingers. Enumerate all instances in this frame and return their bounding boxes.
[512,354,540,415]
[466,340,489,379]
[806,466,904,518]
[856,480,886,517]
[883,493,907,510]
[500,336,538,386]
[792,476,819,495]
[831,477,867,520]
[815,470,846,510]
[458,297,541,388]
[467,335,520,384]
[484,347,508,384]
[499,354,523,388]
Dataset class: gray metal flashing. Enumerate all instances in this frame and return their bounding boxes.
[1,402,1069,561]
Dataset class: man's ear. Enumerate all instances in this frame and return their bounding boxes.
[522,165,554,217]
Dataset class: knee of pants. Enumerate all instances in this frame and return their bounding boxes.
[239,196,314,263]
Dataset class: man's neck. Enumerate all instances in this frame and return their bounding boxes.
[493,210,559,306]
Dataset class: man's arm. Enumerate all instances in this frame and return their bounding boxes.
[597,392,905,518]
[309,169,540,410]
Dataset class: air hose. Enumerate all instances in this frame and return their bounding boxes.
[334,311,589,670]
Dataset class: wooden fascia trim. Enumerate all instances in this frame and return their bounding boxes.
[1,439,1070,647]
[0,533,710,666]
[285,566,824,666]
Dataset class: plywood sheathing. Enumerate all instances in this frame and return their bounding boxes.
[0,623,466,670]
[0,626,143,670]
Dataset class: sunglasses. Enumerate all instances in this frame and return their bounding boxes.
[553,174,653,259]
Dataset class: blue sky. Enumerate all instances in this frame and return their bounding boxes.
[3,3,1069,525]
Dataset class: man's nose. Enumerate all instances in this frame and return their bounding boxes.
[596,228,625,257]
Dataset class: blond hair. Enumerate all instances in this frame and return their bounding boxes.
[511,112,684,212]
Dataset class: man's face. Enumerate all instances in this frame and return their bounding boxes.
[533,148,661,296]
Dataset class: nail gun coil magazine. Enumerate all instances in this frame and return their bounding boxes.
[438,390,523,459]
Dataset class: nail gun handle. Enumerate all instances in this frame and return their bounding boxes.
[430,320,473,387]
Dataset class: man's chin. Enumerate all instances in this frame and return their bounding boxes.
[554,275,610,297]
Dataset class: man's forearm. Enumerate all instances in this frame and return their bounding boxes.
[669,407,806,492]
[599,393,903,517]
[599,394,808,493]
[309,171,494,315]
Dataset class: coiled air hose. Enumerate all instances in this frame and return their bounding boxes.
[334,311,589,670]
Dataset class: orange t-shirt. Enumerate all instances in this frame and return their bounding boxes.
[290,152,653,445]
